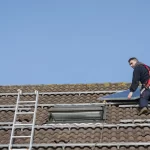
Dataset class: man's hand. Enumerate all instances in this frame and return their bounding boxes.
[128,92,133,99]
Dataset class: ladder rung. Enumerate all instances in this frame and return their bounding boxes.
[18,108,31,110]
[19,101,36,103]
[18,105,35,107]
[18,106,35,108]
[16,112,34,114]
[12,136,31,138]
[14,124,33,126]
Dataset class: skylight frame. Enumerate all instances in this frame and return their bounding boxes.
[48,104,106,123]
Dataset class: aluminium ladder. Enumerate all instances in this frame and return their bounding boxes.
[9,89,39,150]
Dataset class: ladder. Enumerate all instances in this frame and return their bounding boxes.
[9,89,39,150]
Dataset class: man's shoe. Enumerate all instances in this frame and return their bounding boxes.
[145,109,150,115]
[138,107,148,115]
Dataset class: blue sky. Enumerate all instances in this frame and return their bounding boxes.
[0,1,150,85]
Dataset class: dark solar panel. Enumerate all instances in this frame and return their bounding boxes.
[98,87,140,101]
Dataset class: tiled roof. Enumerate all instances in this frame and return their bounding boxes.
[0,82,130,93]
[1,126,150,144]
[0,107,150,124]
[0,82,149,150]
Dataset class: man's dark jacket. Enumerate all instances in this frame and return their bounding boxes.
[130,62,150,92]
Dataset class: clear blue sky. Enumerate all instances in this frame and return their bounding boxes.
[0,1,150,85]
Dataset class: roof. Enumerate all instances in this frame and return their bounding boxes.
[0,82,130,92]
[0,82,150,150]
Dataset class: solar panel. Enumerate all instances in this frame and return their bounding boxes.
[98,87,141,101]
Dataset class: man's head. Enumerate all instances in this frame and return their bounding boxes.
[128,57,139,68]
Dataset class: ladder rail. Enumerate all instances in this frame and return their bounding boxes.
[9,90,22,150]
[29,90,39,150]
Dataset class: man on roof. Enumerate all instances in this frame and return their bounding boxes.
[128,57,150,115]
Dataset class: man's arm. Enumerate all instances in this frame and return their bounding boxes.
[128,67,140,99]
[130,67,140,92]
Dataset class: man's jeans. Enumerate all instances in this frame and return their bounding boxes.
[140,89,150,108]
